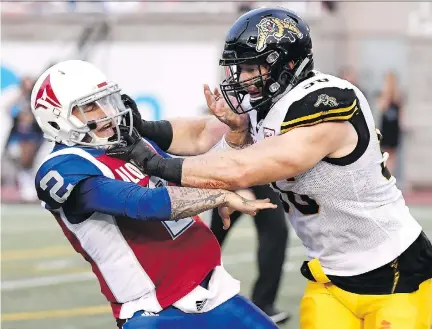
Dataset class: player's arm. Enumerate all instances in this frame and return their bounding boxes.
[167,115,230,155]
[69,176,274,221]
[110,87,358,190]
[122,86,249,156]
[107,121,352,190]
[36,155,275,223]
[179,121,352,189]
[123,94,227,155]
[179,87,360,188]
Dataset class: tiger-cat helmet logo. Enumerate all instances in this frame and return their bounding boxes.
[256,17,303,52]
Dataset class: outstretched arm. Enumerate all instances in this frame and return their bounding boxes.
[68,176,275,223]
[122,85,249,156]
[180,122,351,189]
[107,121,353,191]
[167,115,229,155]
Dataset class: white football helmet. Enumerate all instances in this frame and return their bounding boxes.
[31,60,132,148]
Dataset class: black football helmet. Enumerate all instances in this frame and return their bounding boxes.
[219,7,314,114]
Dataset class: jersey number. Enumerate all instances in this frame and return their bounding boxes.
[271,183,319,215]
[303,78,329,90]
[40,170,74,203]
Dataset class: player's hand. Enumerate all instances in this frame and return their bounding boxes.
[121,94,146,135]
[204,84,249,133]
[219,193,277,230]
[106,126,156,167]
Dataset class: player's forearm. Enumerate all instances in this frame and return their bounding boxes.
[180,150,260,190]
[73,177,231,221]
[168,116,229,155]
[180,135,307,189]
[166,186,229,220]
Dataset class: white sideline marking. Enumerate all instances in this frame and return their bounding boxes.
[1,272,95,291]
[2,246,306,291]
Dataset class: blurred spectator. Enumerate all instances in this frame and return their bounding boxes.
[238,1,255,14]
[340,66,359,86]
[2,76,43,202]
[377,71,403,175]
[321,1,337,13]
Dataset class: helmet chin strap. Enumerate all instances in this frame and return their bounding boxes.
[272,56,312,104]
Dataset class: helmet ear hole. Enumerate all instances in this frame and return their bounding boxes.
[280,72,289,84]
[48,121,60,130]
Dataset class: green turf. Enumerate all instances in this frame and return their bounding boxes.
[1,204,431,329]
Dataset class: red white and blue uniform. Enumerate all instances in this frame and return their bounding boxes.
[35,139,277,329]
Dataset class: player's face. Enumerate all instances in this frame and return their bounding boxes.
[238,64,269,100]
[72,102,115,138]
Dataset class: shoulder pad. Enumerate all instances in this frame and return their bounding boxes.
[281,86,359,133]
[35,152,104,210]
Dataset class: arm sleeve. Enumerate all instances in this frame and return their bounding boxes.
[281,87,359,133]
[70,176,172,221]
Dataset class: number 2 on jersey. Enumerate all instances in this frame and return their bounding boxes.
[271,183,319,215]
[40,170,74,203]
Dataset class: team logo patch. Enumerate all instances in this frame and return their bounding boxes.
[314,94,339,108]
[256,17,303,52]
[34,74,62,110]
[263,127,275,138]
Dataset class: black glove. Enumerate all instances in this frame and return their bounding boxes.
[106,125,147,163]
[121,94,173,151]
[106,125,183,184]
[121,94,144,132]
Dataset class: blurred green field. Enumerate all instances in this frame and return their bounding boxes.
[1,204,432,329]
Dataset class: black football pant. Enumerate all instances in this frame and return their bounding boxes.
[210,184,288,309]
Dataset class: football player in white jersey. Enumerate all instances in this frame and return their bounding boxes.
[108,7,432,329]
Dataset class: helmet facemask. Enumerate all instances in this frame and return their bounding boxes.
[220,51,274,114]
[219,49,313,115]
[67,82,133,148]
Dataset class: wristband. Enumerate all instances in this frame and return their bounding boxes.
[138,120,173,151]
[132,147,184,185]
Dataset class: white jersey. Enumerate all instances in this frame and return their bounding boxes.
[248,71,422,276]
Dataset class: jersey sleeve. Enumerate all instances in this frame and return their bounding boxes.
[68,176,171,221]
[35,154,103,210]
[280,87,359,133]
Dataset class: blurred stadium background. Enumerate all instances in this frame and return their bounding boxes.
[1,1,432,329]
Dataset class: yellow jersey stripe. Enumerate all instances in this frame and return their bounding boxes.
[281,99,357,127]
[281,106,358,134]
